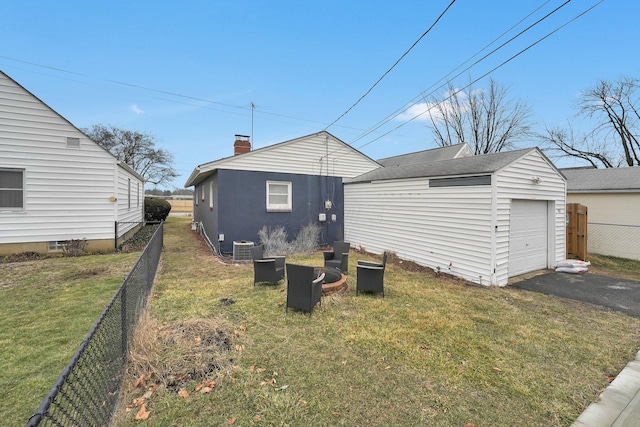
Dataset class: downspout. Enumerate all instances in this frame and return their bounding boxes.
[490,172,498,285]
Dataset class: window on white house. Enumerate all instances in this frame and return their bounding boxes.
[137,183,140,207]
[128,178,131,209]
[266,181,292,212]
[47,241,66,251]
[209,181,213,209]
[0,168,25,210]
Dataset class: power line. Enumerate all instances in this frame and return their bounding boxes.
[321,0,577,160]
[0,56,350,132]
[322,0,457,132]
[347,0,555,147]
[354,0,604,152]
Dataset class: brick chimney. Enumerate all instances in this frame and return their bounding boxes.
[234,135,251,155]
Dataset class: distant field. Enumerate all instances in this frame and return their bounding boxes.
[167,199,192,213]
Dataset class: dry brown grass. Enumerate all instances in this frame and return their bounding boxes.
[113,217,640,426]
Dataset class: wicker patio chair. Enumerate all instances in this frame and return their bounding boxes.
[251,245,285,286]
[356,251,387,297]
[285,263,324,316]
[323,241,350,274]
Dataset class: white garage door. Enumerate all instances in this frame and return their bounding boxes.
[509,200,548,277]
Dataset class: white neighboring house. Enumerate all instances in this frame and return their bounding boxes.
[562,167,640,260]
[0,70,144,255]
[345,147,566,286]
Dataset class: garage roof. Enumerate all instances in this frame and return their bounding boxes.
[348,147,539,183]
[377,143,472,167]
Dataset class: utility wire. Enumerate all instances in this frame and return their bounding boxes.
[322,0,457,131]
[347,0,554,146]
[0,55,338,131]
[322,0,574,160]
[354,0,604,152]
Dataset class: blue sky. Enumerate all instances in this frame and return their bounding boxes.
[1,1,637,189]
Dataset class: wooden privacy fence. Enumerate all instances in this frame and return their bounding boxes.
[566,203,588,261]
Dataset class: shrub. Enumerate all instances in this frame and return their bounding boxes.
[145,197,171,222]
[258,226,289,256]
[63,239,88,257]
[292,223,320,253]
[258,223,320,256]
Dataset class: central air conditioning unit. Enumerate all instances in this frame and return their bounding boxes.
[233,240,254,262]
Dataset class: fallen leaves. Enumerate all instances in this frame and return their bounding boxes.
[195,380,217,394]
[135,404,150,421]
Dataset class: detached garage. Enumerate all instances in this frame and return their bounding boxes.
[344,147,566,286]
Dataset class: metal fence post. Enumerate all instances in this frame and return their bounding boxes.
[121,283,127,359]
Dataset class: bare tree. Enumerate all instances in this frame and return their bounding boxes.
[85,124,178,186]
[541,76,640,167]
[426,78,533,154]
[538,124,616,168]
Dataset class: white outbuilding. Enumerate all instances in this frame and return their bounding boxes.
[344,147,566,286]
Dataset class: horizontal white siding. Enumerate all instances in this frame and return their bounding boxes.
[0,72,141,245]
[117,165,144,226]
[495,150,566,284]
[200,132,379,179]
[344,178,495,286]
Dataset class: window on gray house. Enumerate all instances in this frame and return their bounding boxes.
[266,181,292,212]
[209,181,213,209]
[0,168,25,210]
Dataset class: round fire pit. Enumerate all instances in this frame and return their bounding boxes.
[316,267,348,295]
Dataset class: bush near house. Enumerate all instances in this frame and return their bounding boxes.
[145,197,171,222]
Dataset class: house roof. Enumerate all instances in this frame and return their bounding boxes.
[377,143,473,167]
[184,130,379,187]
[0,70,145,183]
[561,167,640,192]
[348,147,544,183]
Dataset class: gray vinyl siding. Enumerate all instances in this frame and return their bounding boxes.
[0,71,143,245]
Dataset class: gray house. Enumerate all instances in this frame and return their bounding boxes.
[184,131,379,257]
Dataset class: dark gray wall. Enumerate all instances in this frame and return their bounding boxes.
[193,170,220,251]
[197,169,343,255]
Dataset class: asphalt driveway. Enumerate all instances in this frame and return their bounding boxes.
[511,271,640,318]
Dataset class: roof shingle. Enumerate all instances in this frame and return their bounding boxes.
[561,167,640,192]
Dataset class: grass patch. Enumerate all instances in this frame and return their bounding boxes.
[587,253,640,280]
[0,251,140,425]
[112,218,640,426]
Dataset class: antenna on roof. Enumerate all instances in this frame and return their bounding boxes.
[251,102,255,146]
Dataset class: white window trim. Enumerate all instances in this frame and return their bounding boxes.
[266,181,292,212]
[0,168,25,212]
[209,181,214,209]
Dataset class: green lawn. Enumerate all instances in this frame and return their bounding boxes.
[110,218,640,426]
[0,251,140,426]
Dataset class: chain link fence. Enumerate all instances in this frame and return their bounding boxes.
[588,222,640,260]
[26,222,164,427]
